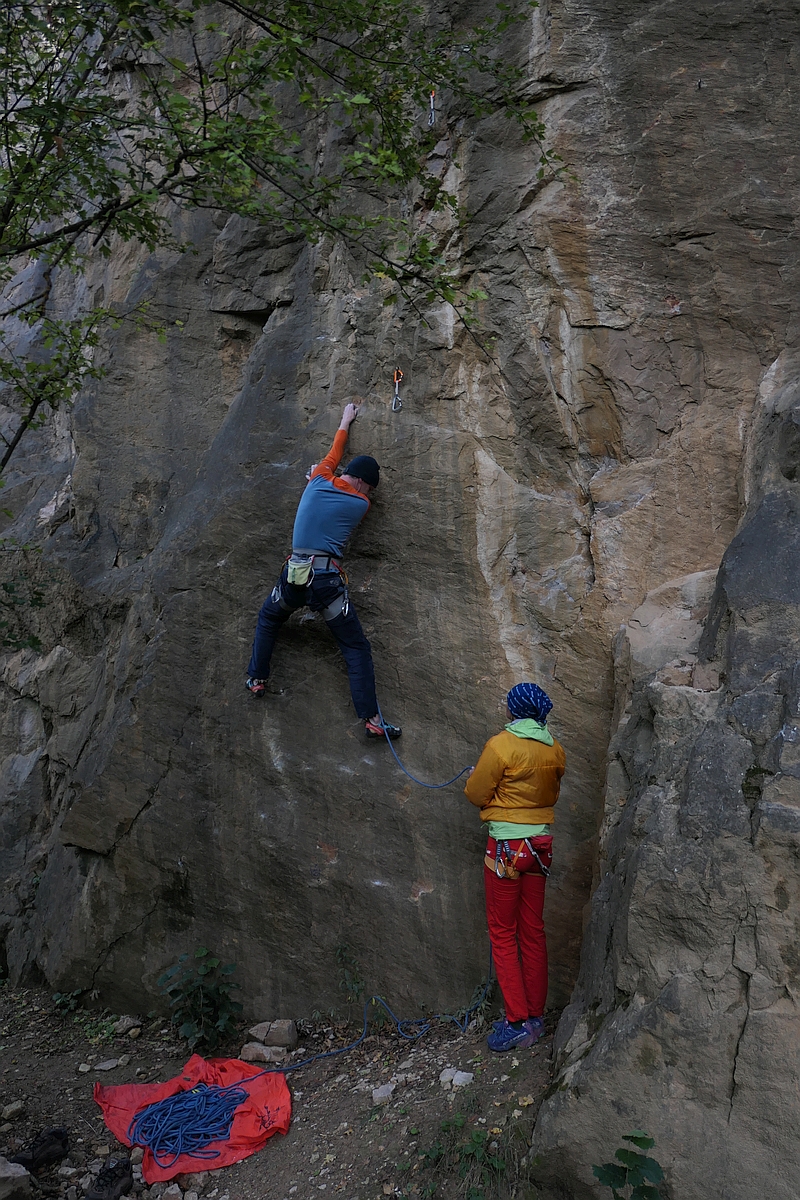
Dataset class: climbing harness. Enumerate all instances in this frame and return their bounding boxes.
[485,838,551,879]
[392,367,403,412]
[428,89,436,128]
[286,550,342,586]
[126,953,495,1166]
[321,590,349,621]
[376,701,473,789]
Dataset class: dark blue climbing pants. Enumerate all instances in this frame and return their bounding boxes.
[247,566,378,720]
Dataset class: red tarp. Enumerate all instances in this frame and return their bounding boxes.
[94,1054,292,1183]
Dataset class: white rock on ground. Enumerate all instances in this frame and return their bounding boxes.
[0,1157,32,1200]
[0,1104,24,1122]
[248,1019,298,1049]
[113,1016,141,1035]
[372,1084,395,1106]
[175,1171,209,1191]
[239,1042,286,1063]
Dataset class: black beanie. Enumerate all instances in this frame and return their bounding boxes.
[343,455,380,487]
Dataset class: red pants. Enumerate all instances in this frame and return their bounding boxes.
[484,837,552,1023]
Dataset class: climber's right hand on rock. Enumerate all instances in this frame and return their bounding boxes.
[340,402,360,429]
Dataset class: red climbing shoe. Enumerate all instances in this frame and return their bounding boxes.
[245,678,267,697]
[365,718,402,740]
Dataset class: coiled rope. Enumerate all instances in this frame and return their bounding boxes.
[127,952,494,1167]
[376,702,473,789]
[128,1082,249,1168]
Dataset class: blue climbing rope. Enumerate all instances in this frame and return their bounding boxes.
[127,951,494,1166]
[376,702,473,789]
[128,1082,249,1168]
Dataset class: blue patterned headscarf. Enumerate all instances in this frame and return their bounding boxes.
[506,682,552,723]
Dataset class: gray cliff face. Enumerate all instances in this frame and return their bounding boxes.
[1,0,799,1191]
[531,360,800,1198]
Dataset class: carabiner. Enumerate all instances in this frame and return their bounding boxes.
[392,367,403,412]
[428,89,436,129]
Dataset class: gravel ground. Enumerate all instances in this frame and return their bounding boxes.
[0,985,554,1200]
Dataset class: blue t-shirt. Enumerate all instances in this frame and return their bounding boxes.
[292,474,369,558]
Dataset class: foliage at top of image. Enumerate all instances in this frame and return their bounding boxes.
[0,0,556,479]
[1,0,551,268]
[593,1131,664,1199]
[157,946,243,1051]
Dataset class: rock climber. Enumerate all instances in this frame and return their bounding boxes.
[245,402,401,740]
[464,682,565,1052]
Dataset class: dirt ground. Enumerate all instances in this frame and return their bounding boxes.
[0,985,554,1200]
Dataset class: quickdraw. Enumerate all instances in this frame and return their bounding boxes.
[392,367,403,412]
[428,89,436,128]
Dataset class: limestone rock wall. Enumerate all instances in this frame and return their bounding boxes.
[1,0,798,1186]
[530,355,800,1198]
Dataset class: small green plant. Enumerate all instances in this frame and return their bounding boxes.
[454,977,497,1028]
[593,1131,664,1199]
[157,947,242,1051]
[421,1140,445,1165]
[74,1010,118,1044]
[419,1113,506,1200]
[52,989,83,1013]
[459,1128,505,1175]
[369,996,392,1031]
[336,943,366,1006]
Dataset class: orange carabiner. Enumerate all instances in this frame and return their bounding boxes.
[392,367,403,412]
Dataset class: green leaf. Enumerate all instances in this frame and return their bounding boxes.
[593,1163,628,1188]
[623,1132,656,1150]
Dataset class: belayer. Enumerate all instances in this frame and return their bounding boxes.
[245,402,401,740]
[464,683,565,1052]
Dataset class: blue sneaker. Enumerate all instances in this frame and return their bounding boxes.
[491,1016,546,1041]
[487,1018,535,1052]
[525,1016,545,1044]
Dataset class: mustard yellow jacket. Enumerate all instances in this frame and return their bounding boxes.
[464,730,566,825]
